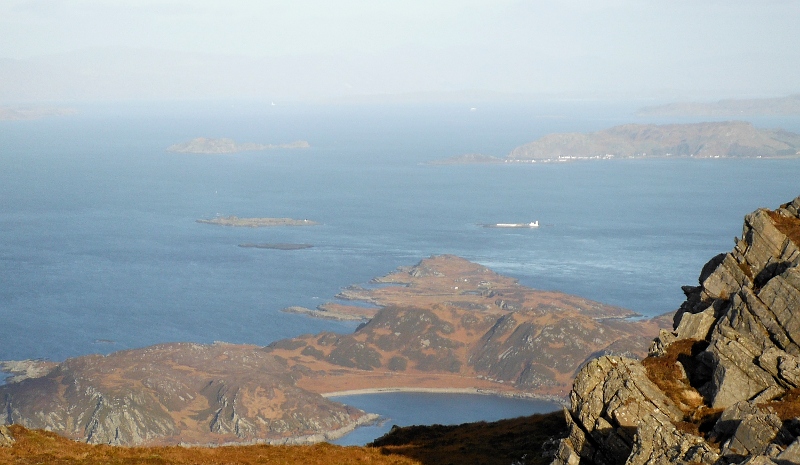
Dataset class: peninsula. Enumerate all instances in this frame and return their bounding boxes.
[0,255,669,446]
[197,216,318,227]
[436,121,800,164]
[167,137,310,154]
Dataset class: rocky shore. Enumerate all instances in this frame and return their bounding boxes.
[550,195,800,465]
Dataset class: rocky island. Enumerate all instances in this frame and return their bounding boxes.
[167,137,310,154]
[197,216,318,227]
[437,121,800,164]
[0,255,669,446]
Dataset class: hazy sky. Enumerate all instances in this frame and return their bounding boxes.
[1,0,798,102]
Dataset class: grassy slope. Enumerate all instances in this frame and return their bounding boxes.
[0,411,566,465]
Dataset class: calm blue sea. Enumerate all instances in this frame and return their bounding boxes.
[1,101,799,442]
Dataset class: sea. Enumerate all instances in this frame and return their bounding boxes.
[1,100,799,443]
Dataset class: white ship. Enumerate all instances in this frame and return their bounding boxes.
[485,221,539,228]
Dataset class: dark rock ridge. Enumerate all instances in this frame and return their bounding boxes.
[551,195,800,465]
[508,121,800,161]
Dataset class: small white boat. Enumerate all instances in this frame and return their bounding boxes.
[488,221,539,228]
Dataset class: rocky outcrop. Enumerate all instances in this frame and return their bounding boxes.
[551,196,800,465]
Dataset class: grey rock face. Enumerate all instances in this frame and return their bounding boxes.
[551,196,800,465]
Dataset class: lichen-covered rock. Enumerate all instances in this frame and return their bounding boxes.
[551,195,800,465]
[721,408,787,458]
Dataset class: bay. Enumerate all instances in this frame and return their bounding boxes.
[1,102,798,361]
[330,393,560,446]
[0,101,798,442]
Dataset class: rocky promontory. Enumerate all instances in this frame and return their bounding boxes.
[167,137,310,154]
[551,195,800,465]
[0,256,670,446]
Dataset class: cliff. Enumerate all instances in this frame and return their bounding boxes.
[551,196,800,465]
[507,122,800,161]
[0,256,670,446]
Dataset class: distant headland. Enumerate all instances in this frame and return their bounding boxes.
[197,216,319,227]
[0,106,77,121]
[637,93,800,117]
[435,121,800,164]
[167,137,310,154]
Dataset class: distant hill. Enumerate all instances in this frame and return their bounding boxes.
[507,121,800,162]
[637,94,800,117]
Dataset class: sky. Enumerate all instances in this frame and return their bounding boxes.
[1,0,798,102]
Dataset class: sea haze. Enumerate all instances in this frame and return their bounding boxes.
[1,101,799,364]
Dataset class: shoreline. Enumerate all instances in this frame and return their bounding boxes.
[323,387,567,405]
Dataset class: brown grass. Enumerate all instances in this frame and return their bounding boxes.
[372,411,567,465]
[761,388,800,421]
[0,412,568,465]
[767,210,800,246]
[642,339,706,413]
[0,425,418,465]
[642,339,723,438]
